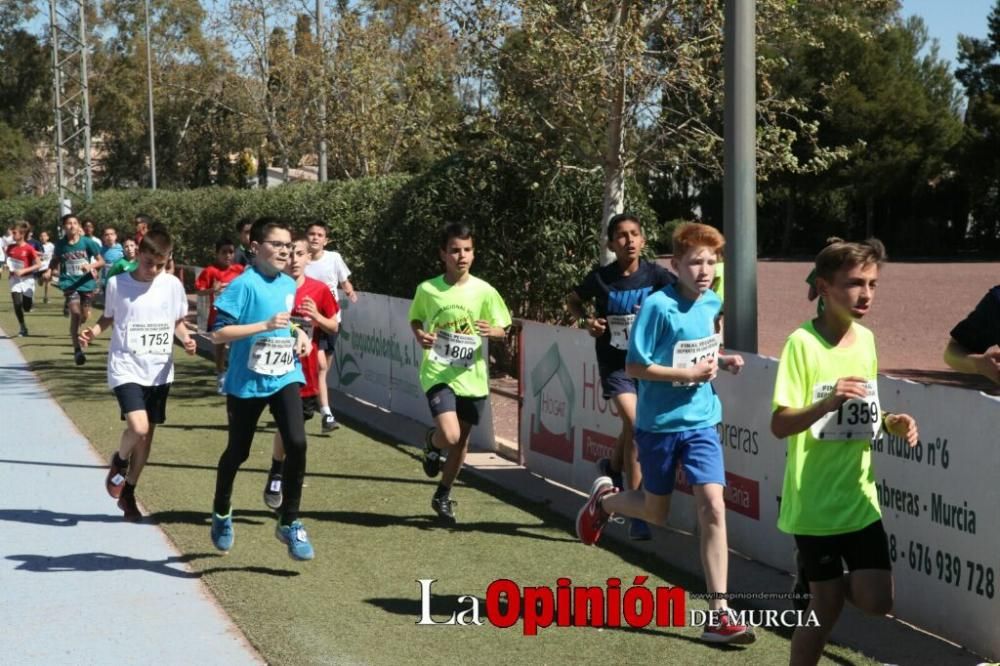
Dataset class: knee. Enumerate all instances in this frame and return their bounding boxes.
[130,424,150,439]
[697,495,726,526]
[438,427,464,449]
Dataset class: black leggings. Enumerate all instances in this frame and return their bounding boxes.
[11,292,33,326]
[213,383,307,525]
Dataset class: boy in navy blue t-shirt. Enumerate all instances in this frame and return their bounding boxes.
[575,222,753,645]
[567,212,674,540]
[209,217,315,561]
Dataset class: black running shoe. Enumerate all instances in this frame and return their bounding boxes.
[431,495,456,523]
[263,472,283,511]
[74,350,86,366]
[321,413,339,433]
[422,428,446,478]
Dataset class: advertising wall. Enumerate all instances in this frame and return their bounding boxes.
[328,291,497,451]
[519,319,1000,659]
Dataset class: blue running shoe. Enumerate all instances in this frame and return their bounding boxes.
[211,511,234,552]
[629,518,652,541]
[276,520,315,561]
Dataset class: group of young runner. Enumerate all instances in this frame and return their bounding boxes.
[6,207,941,664]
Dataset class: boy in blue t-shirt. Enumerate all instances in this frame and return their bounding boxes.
[208,217,315,561]
[575,222,754,646]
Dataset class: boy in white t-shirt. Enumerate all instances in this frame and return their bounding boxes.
[79,228,196,521]
[303,221,357,432]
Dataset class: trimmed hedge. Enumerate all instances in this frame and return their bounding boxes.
[0,156,656,322]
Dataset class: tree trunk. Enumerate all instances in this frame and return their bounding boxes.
[600,15,628,266]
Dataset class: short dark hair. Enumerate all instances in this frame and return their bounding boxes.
[606,212,641,242]
[138,228,173,259]
[292,231,309,244]
[250,217,291,243]
[102,225,118,235]
[61,213,78,226]
[215,237,236,251]
[306,221,328,234]
[134,214,152,227]
[439,223,473,250]
[814,238,887,282]
[235,218,253,233]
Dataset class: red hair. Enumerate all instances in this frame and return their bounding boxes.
[672,222,725,259]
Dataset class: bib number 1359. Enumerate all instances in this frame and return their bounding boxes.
[810,380,880,440]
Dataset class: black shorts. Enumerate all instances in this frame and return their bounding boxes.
[598,364,638,400]
[64,289,95,306]
[113,383,171,424]
[301,395,318,421]
[318,331,338,352]
[426,383,485,426]
[794,520,892,583]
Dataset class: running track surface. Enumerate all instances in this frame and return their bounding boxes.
[0,330,262,665]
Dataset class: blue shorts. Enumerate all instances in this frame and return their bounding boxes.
[598,365,637,400]
[635,426,726,495]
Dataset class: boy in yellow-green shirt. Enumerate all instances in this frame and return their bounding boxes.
[409,223,511,523]
[771,238,919,666]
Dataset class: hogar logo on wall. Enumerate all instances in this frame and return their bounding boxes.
[529,342,575,462]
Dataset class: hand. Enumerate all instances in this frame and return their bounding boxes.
[415,329,436,349]
[821,376,870,410]
[687,356,718,383]
[348,291,358,304]
[16,268,30,277]
[720,354,744,375]
[587,317,607,339]
[886,413,919,447]
[300,296,319,319]
[78,327,96,348]
[266,312,290,331]
[214,282,227,294]
[182,337,197,355]
[295,329,312,357]
[975,346,1000,384]
[475,320,493,336]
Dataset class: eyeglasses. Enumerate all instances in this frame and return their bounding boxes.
[259,240,294,251]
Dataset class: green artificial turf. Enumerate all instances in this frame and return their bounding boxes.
[1,298,877,666]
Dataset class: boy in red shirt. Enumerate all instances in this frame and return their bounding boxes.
[195,238,245,393]
[263,234,339,510]
[7,221,44,337]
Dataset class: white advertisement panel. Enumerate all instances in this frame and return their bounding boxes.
[331,292,497,451]
[519,319,1000,660]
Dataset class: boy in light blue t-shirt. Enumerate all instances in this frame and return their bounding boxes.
[208,217,315,561]
[575,223,754,646]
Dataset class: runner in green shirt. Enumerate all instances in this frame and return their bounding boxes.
[771,238,918,666]
[106,237,138,279]
[409,223,511,523]
[50,214,104,366]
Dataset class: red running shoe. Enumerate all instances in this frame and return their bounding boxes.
[575,476,615,545]
[700,609,757,645]
[105,454,127,499]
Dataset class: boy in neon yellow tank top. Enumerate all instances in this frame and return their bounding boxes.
[409,223,511,523]
[771,238,919,666]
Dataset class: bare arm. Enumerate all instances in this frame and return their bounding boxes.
[211,312,290,345]
[339,279,357,303]
[411,319,435,349]
[944,339,1000,384]
[79,315,115,347]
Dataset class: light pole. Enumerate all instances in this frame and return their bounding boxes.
[316,0,328,182]
[144,0,157,189]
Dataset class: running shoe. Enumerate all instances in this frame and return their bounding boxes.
[431,495,457,524]
[263,472,283,511]
[321,413,339,432]
[118,491,142,522]
[105,454,128,499]
[629,518,652,541]
[422,428,446,477]
[275,520,315,561]
[211,511,234,552]
[792,549,810,612]
[18,326,28,337]
[575,476,615,545]
[596,457,623,490]
[74,350,86,366]
[700,609,757,645]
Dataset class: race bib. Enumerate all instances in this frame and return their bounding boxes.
[810,380,881,441]
[126,322,173,355]
[290,316,315,341]
[248,336,295,376]
[7,258,24,273]
[607,314,636,350]
[66,258,87,276]
[429,330,479,369]
[672,335,721,387]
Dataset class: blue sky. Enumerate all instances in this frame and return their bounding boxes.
[901,0,996,69]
